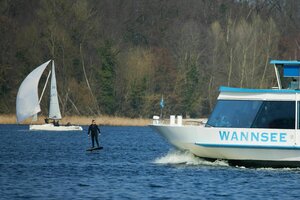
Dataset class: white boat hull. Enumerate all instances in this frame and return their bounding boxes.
[30,123,83,131]
[150,124,300,167]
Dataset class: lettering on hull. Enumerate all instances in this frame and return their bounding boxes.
[219,131,287,143]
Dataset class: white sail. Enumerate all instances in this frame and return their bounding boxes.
[48,61,62,120]
[16,60,51,123]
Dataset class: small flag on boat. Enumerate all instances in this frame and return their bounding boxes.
[160,95,164,109]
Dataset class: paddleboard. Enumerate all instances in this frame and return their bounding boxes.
[86,147,103,151]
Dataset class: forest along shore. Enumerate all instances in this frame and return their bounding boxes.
[0,115,151,126]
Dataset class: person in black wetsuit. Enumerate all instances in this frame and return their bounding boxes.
[88,120,101,148]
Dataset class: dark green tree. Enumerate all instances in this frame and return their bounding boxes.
[127,77,147,117]
[180,59,201,118]
[97,41,118,115]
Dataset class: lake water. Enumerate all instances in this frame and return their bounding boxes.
[1,124,300,199]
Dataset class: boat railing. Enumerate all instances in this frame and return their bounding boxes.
[184,119,207,126]
[152,115,207,126]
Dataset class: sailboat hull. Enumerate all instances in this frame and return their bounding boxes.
[30,124,83,131]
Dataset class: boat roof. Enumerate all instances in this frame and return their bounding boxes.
[218,86,298,101]
[217,60,300,101]
[219,86,299,94]
[272,60,300,77]
[270,60,300,65]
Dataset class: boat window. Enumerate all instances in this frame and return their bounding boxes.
[206,100,262,128]
[251,101,295,129]
[206,100,295,129]
[297,102,300,129]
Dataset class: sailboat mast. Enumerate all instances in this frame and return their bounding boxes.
[39,70,52,103]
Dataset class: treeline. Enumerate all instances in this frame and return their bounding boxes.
[1,0,300,118]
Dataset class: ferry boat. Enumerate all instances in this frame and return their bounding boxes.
[150,60,300,168]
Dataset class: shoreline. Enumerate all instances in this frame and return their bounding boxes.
[0,114,151,126]
[0,114,207,126]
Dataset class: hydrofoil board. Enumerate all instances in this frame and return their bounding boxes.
[86,147,103,151]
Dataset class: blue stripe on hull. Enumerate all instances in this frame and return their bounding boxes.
[195,143,300,150]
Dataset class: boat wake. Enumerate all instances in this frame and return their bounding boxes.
[154,150,229,167]
[154,150,300,170]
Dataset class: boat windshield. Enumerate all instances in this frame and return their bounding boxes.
[206,100,295,129]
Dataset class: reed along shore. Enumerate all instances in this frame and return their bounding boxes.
[0,114,151,126]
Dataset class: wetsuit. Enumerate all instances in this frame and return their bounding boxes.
[88,124,101,148]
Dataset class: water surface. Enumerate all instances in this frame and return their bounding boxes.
[1,124,300,199]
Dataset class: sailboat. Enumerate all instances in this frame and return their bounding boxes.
[16,60,83,131]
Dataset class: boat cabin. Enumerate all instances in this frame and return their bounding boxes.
[206,60,300,130]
